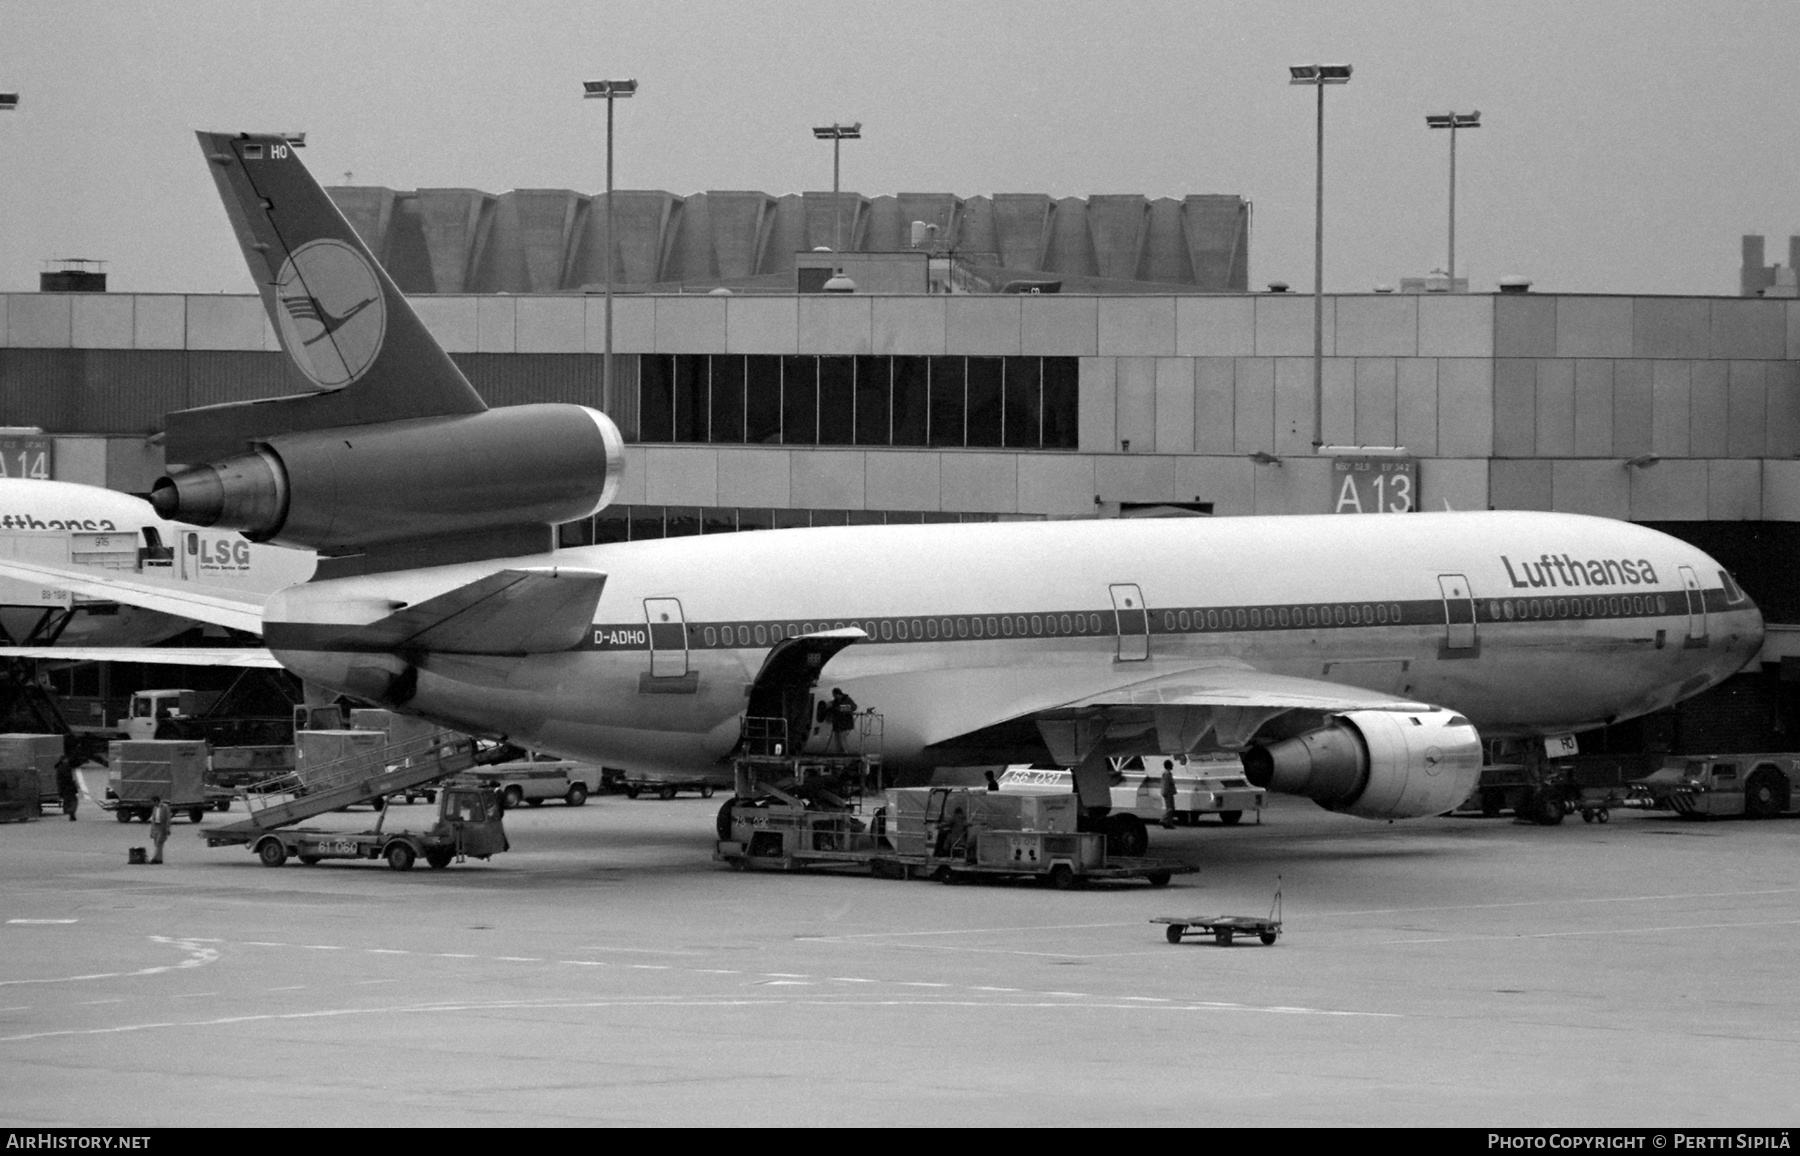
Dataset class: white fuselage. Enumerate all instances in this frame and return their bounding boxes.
[264,511,1763,777]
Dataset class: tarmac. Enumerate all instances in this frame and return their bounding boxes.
[2,787,1796,1128]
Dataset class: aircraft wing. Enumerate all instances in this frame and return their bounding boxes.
[0,646,281,668]
[912,656,1437,761]
[1062,661,1430,713]
[0,556,265,635]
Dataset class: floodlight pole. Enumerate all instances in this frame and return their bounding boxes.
[1290,65,1351,449]
[812,123,861,268]
[584,79,638,417]
[1427,111,1481,284]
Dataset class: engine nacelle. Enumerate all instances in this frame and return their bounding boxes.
[1240,708,1483,820]
[151,404,624,554]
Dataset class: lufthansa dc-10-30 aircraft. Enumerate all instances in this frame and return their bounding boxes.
[0,133,1764,841]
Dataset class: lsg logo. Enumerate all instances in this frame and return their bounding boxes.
[191,536,252,569]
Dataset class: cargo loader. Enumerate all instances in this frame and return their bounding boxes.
[203,728,511,870]
[716,769,1191,888]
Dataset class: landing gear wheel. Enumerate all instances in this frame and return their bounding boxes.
[501,785,524,811]
[189,808,204,824]
[1165,924,1186,944]
[1480,789,1504,817]
[426,850,454,869]
[1105,814,1148,857]
[700,785,715,799]
[1048,864,1075,891]
[1531,791,1564,826]
[1146,871,1172,887]
[565,783,588,807]
[715,798,737,841]
[256,839,287,868]
[1581,809,1595,823]
[371,796,385,812]
[385,842,416,872]
[1596,808,1610,823]
[1218,810,1243,826]
[1745,769,1790,818]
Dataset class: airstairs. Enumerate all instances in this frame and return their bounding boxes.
[209,731,479,839]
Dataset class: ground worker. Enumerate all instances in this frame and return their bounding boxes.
[827,688,858,753]
[1160,761,1178,829]
[148,795,171,864]
[54,757,78,821]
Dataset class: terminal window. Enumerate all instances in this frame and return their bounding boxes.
[635,354,1077,450]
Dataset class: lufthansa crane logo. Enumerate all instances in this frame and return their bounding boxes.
[273,238,387,389]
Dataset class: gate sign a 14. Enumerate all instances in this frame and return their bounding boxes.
[1330,455,1416,514]
[0,434,51,480]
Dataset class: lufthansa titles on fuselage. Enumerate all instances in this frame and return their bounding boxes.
[0,514,119,531]
[1501,554,1657,590]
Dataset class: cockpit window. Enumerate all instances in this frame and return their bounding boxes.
[1719,571,1749,605]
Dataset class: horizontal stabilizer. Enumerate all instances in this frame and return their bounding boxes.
[0,646,280,668]
[268,568,606,656]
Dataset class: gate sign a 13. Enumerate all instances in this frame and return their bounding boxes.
[1330,455,1416,514]
[0,434,51,480]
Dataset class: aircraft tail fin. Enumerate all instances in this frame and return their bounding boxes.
[172,132,486,463]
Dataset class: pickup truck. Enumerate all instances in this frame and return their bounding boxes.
[452,751,605,809]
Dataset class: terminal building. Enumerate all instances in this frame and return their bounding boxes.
[4,187,1798,756]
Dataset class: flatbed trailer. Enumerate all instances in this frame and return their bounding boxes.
[1153,880,1285,945]
[1152,915,1282,946]
[623,776,717,800]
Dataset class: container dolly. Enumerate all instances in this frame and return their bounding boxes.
[1153,877,1283,946]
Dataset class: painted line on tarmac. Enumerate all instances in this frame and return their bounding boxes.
[182,936,1322,1017]
[1325,887,1800,920]
[797,921,1140,942]
[1381,917,1800,945]
[8,919,77,924]
[0,993,1394,1042]
[0,936,217,988]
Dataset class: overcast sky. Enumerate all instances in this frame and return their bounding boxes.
[3,0,1796,297]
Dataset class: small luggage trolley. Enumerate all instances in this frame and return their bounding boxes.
[1154,878,1283,946]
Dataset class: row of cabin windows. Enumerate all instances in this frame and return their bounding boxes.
[637,354,1079,449]
[699,612,1116,649]
[557,505,1025,546]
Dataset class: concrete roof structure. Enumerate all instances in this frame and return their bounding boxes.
[325,187,1251,295]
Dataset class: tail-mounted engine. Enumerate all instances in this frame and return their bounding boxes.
[1241,708,1482,819]
[151,404,624,558]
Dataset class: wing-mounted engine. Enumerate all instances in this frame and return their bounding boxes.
[1240,708,1482,819]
